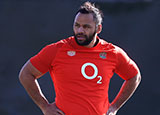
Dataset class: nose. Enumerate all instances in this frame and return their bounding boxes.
[77,27,84,33]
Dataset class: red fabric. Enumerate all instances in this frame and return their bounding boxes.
[30,36,139,115]
[115,47,138,80]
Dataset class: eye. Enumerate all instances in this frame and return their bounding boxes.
[83,25,91,29]
[74,23,80,28]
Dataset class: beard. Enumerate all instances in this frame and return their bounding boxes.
[74,31,96,46]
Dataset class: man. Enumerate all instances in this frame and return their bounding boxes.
[19,2,141,115]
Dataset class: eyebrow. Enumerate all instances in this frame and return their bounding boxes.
[74,22,80,25]
[74,22,91,27]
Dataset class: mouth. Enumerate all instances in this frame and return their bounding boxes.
[76,35,86,41]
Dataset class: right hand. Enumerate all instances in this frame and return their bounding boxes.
[106,105,117,115]
[42,102,65,115]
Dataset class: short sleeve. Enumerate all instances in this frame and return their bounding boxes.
[115,47,139,80]
[30,43,59,74]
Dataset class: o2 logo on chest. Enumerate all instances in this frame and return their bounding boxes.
[81,62,102,84]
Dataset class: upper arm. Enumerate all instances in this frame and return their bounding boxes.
[29,43,60,74]
[19,60,44,79]
[128,71,141,84]
[115,47,139,80]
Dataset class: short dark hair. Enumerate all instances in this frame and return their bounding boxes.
[76,1,103,25]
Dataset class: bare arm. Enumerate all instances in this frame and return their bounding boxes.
[107,72,141,115]
[19,60,64,115]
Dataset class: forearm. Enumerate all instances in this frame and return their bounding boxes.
[19,74,49,111]
[110,73,141,111]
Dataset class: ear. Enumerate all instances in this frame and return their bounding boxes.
[96,24,102,34]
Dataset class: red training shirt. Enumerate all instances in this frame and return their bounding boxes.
[30,36,139,115]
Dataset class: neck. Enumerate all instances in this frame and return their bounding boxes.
[84,36,97,48]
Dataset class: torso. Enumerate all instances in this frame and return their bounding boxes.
[49,36,117,115]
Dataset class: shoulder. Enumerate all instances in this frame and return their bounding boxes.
[113,45,128,56]
[47,36,73,49]
[99,38,117,51]
[99,38,127,58]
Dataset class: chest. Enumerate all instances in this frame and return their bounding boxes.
[50,47,117,85]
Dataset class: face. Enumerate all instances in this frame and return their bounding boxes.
[73,13,97,46]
